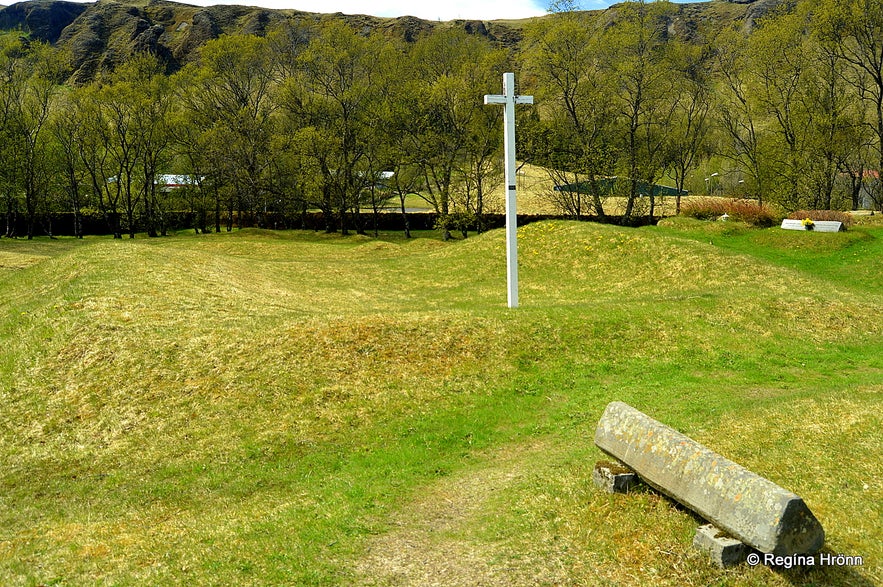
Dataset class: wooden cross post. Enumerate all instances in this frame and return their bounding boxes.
[485,72,533,309]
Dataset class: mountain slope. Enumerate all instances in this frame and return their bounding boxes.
[0,0,775,82]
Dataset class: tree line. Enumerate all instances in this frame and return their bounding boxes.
[1,0,882,240]
[523,0,883,221]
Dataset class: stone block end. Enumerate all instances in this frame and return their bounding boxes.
[693,523,753,568]
[593,460,640,494]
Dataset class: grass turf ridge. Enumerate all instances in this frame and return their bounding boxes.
[0,221,880,585]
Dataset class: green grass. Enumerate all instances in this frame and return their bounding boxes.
[1,221,881,586]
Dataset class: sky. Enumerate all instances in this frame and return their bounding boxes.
[159,0,705,22]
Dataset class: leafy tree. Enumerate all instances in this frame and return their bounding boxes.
[665,35,712,214]
[283,22,385,235]
[134,56,175,236]
[105,54,176,237]
[713,25,778,207]
[171,64,238,234]
[363,38,441,239]
[96,72,146,238]
[746,4,813,208]
[453,103,503,235]
[605,0,679,223]
[182,34,279,231]
[406,29,505,239]
[0,34,27,237]
[450,51,507,236]
[819,0,883,211]
[0,36,65,238]
[169,78,217,234]
[802,15,868,210]
[723,1,874,211]
[50,90,93,238]
[522,11,616,221]
[70,84,124,238]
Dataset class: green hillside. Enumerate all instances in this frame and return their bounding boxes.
[1,220,881,585]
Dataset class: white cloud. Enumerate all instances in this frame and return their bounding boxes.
[197,0,548,20]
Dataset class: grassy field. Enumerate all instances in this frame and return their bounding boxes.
[1,218,881,586]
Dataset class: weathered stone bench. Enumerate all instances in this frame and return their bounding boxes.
[781,218,844,232]
[593,401,825,559]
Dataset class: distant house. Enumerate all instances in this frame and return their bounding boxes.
[105,174,202,192]
[156,175,201,192]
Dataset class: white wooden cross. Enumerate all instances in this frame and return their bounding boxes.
[484,72,533,309]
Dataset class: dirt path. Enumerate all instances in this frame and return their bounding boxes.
[352,442,569,586]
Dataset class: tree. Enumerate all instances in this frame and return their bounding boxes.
[50,90,93,238]
[171,68,222,233]
[448,47,507,236]
[746,5,814,209]
[368,38,423,238]
[282,22,385,236]
[725,1,873,211]
[0,34,26,237]
[181,34,279,231]
[93,54,176,237]
[96,73,144,238]
[802,19,867,210]
[605,0,679,224]
[125,54,175,237]
[406,29,506,239]
[713,25,777,207]
[454,103,503,235]
[0,36,65,238]
[522,11,616,221]
[62,84,122,238]
[819,0,883,212]
[665,36,712,214]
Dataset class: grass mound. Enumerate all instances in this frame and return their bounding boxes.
[1,222,881,586]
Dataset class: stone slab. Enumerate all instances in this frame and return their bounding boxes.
[594,401,825,555]
[781,219,843,232]
[592,460,640,493]
[693,523,753,567]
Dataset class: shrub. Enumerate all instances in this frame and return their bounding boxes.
[787,210,854,227]
[681,198,727,221]
[434,211,476,235]
[681,198,778,227]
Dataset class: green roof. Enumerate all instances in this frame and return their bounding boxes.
[554,178,687,198]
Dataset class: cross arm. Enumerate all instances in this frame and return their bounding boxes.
[484,94,534,106]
